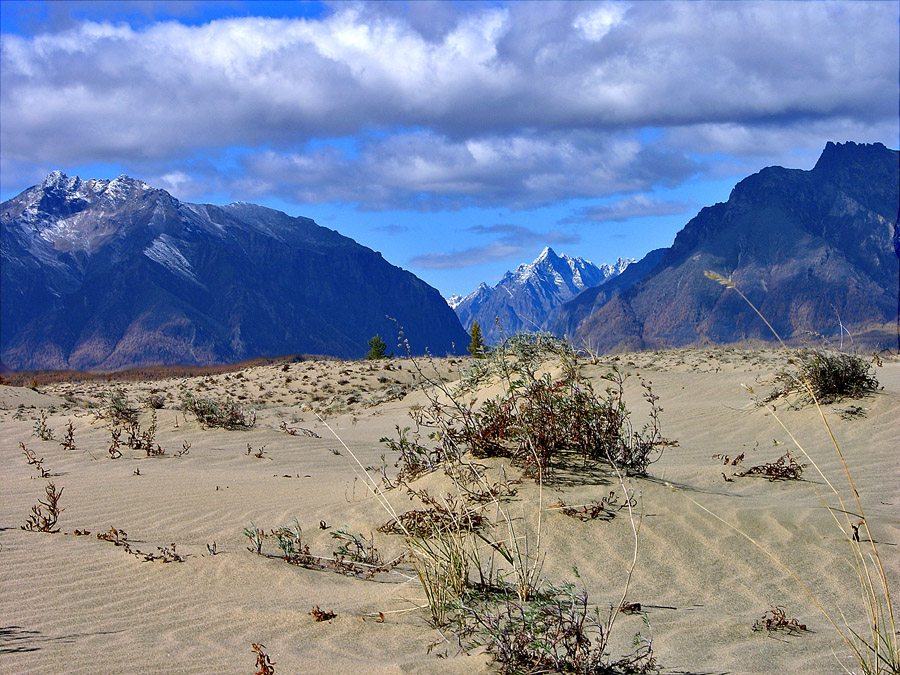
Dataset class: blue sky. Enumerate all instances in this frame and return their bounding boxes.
[2,1,897,298]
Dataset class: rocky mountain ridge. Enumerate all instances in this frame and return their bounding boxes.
[1,172,469,370]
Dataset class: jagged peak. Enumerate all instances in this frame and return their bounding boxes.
[535,246,557,262]
[36,171,151,197]
[813,140,892,174]
[108,173,150,190]
[40,170,78,190]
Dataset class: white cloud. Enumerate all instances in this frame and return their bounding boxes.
[1,1,897,206]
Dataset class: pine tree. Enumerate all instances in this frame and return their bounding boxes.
[366,334,389,360]
[467,320,486,358]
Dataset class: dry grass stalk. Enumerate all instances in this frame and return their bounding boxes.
[59,420,75,451]
[21,442,50,477]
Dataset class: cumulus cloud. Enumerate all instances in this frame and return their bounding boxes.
[563,195,695,224]
[409,222,577,269]
[1,1,897,206]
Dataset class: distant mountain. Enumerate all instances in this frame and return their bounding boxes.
[451,247,632,344]
[1,172,469,370]
[573,141,900,352]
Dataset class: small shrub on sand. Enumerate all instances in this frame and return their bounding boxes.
[309,606,337,622]
[391,333,676,479]
[331,527,381,565]
[102,389,139,424]
[752,606,809,635]
[146,393,166,410]
[767,349,879,405]
[21,482,64,532]
[181,392,256,429]
[734,451,805,481]
[59,420,76,451]
[33,410,53,440]
[21,442,50,477]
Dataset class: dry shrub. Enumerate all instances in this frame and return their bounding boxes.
[21,442,50,477]
[767,349,880,405]
[33,410,53,440]
[752,606,809,635]
[21,482,63,532]
[252,643,276,675]
[181,392,257,429]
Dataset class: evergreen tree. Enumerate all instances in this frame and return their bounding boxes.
[467,320,487,358]
[366,334,389,360]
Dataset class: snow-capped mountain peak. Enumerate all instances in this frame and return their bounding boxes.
[451,248,633,343]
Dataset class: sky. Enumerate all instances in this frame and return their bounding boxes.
[1,1,898,298]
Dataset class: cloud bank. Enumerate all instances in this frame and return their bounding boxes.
[2,1,897,210]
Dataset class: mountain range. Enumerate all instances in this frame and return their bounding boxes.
[450,248,632,344]
[2,141,896,371]
[1,172,468,370]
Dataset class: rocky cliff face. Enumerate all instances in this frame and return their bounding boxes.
[573,142,900,352]
[452,247,631,344]
[1,172,469,370]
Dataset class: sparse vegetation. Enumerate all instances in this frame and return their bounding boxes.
[462,579,658,674]
[340,327,664,671]
[21,482,64,532]
[309,606,337,622]
[108,427,122,458]
[705,270,898,675]
[734,450,805,481]
[386,332,675,479]
[103,388,139,424]
[752,606,809,635]
[331,527,381,565]
[96,526,184,562]
[252,643,276,675]
[243,518,402,580]
[59,420,76,451]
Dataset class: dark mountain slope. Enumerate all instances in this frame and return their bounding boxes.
[1,173,468,370]
[573,142,899,352]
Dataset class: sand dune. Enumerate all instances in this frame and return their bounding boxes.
[1,348,897,674]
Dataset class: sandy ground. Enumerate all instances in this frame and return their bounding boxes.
[1,348,897,674]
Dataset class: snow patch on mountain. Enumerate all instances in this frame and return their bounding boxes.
[143,234,200,285]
